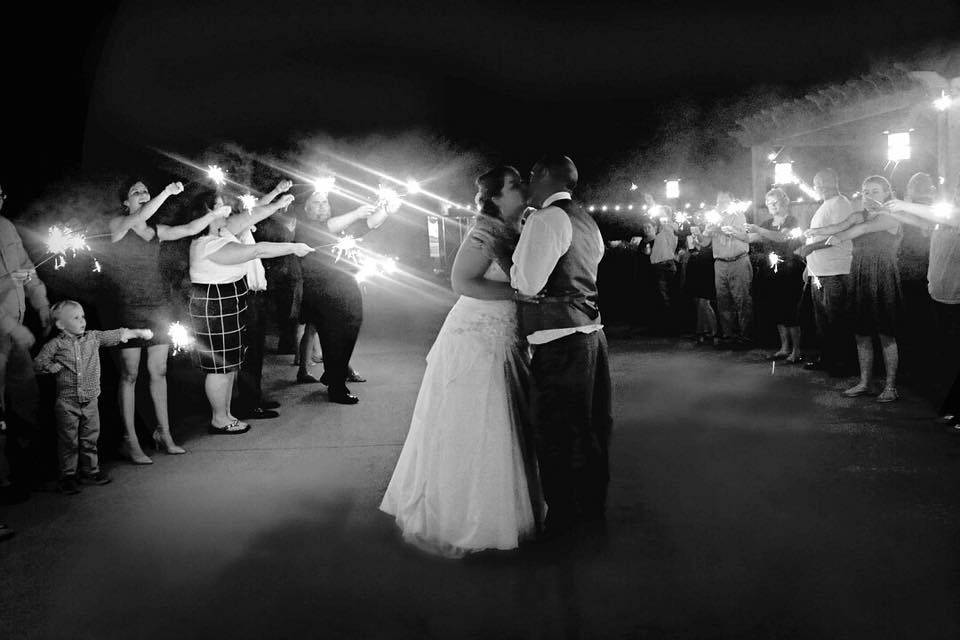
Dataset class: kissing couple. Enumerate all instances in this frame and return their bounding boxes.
[380,155,613,558]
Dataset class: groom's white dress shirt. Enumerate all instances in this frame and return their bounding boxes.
[510,191,604,345]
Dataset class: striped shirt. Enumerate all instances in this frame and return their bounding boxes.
[34,329,124,402]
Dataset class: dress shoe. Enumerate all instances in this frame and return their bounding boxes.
[328,386,359,404]
[346,369,366,383]
[261,400,281,410]
[237,407,280,420]
[296,372,322,384]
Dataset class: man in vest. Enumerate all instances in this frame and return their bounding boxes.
[512,155,612,539]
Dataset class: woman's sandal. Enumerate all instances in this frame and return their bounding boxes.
[843,384,870,398]
[208,419,251,435]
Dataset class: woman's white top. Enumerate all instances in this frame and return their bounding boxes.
[189,235,248,284]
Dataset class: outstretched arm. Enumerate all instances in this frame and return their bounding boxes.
[110,182,183,242]
[207,241,314,266]
[226,194,295,237]
[157,205,232,242]
[805,211,863,239]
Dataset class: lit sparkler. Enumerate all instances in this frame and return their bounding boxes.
[674,211,691,225]
[768,252,782,273]
[167,322,194,355]
[405,179,422,195]
[376,185,403,213]
[206,165,227,186]
[332,236,361,263]
[312,175,336,196]
[704,209,723,226]
[239,193,258,212]
[932,201,955,219]
[45,225,88,256]
[787,228,804,240]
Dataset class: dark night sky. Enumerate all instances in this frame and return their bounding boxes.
[4,0,960,203]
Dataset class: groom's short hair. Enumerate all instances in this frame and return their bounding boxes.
[534,155,578,192]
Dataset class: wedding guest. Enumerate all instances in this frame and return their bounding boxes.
[809,176,902,401]
[34,301,153,493]
[106,178,223,463]
[798,169,855,376]
[0,183,50,492]
[684,225,718,345]
[295,190,393,403]
[883,179,960,425]
[702,191,752,348]
[746,188,804,362]
[187,190,312,433]
[228,180,296,421]
[649,212,679,334]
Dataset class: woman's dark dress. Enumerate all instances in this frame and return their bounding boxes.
[102,226,170,347]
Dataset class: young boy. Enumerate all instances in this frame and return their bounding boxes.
[34,300,152,494]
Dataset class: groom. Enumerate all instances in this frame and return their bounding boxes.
[511,155,612,539]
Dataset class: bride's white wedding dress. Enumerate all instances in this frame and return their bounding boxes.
[380,262,541,557]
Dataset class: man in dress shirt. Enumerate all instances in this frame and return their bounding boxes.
[511,155,612,539]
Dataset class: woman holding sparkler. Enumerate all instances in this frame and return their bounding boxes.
[745,188,805,363]
[106,178,233,462]
[187,190,313,434]
[380,166,541,558]
[806,176,902,402]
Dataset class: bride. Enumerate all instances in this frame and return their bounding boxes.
[380,166,543,557]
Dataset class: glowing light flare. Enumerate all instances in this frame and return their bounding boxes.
[588,205,596,212]
[798,181,820,200]
[787,228,804,240]
[167,322,194,355]
[630,183,638,191]
[45,226,89,266]
[601,205,608,212]
[674,211,691,225]
[774,162,795,185]
[768,252,782,272]
[886,131,911,162]
[665,180,680,199]
[405,179,421,195]
[614,205,621,211]
[726,200,752,215]
[238,193,258,212]
[704,209,723,226]
[767,152,777,161]
[376,185,403,213]
[934,92,953,112]
[332,236,361,263]
[932,201,955,219]
[206,165,227,186]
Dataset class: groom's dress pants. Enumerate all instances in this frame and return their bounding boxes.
[530,329,613,531]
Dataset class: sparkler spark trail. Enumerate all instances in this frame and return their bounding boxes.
[168,322,194,355]
[768,252,782,273]
[332,236,361,263]
[206,165,227,186]
[238,193,258,212]
[312,175,336,196]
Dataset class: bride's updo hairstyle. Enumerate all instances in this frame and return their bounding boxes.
[475,166,521,219]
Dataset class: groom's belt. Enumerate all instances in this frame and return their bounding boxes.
[516,293,600,321]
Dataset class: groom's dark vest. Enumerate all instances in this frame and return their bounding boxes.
[517,199,603,336]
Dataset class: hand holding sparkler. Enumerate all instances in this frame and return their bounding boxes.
[276,194,295,210]
[211,204,232,219]
[163,182,185,196]
[289,243,314,257]
[768,252,782,272]
[787,228,804,240]
[10,269,34,284]
[167,322,194,355]
[276,180,293,194]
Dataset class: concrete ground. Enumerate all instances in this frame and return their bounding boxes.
[2,286,959,639]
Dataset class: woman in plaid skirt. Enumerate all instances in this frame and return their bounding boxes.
[188,191,314,434]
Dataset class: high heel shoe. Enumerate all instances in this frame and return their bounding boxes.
[151,430,187,455]
[119,439,153,465]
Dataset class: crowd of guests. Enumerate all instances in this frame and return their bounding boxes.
[0,172,400,540]
[600,167,960,413]
[2,162,960,542]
